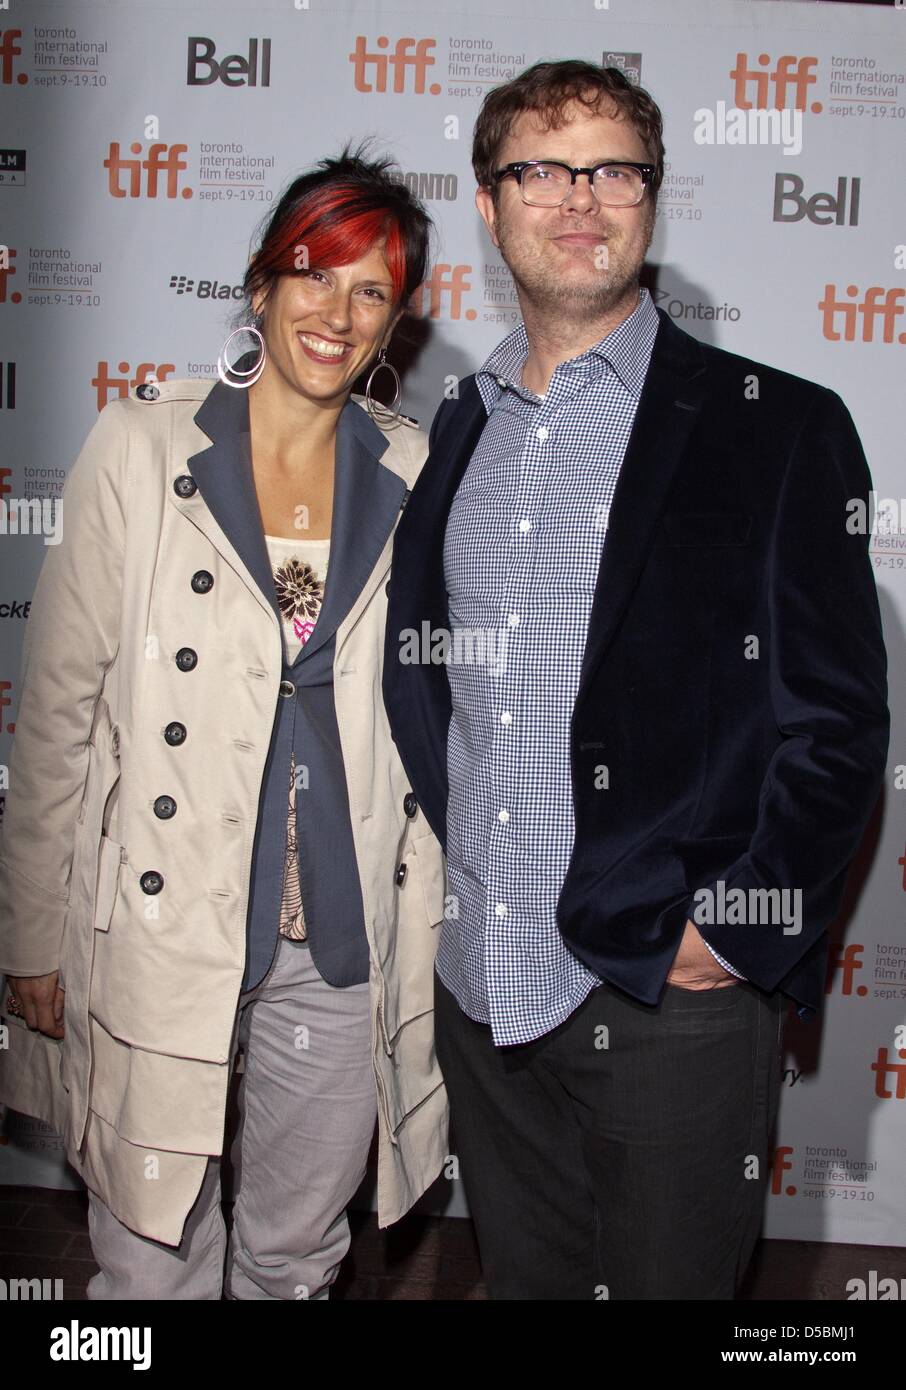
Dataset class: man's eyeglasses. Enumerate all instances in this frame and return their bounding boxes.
[492,160,656,208]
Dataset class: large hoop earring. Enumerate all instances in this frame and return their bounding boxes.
[218,325,266,388]
[364,346,401,425]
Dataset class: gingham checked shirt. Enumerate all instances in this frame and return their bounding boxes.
[436,287,740,1047]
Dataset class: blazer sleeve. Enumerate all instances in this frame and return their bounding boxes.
[692,386,889,991]
[0,401,129,977]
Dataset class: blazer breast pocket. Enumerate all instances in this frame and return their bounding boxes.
[655,513,753,548]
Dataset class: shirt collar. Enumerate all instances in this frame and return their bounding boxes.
[476,285,659,412]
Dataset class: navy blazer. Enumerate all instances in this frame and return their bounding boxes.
[382,308,889,1015]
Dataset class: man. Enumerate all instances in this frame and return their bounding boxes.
[383,61,888,1299]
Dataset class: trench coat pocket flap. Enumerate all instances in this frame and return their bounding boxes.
[94,836,124,932]
[655,513,753,547]
[410,832,446,927]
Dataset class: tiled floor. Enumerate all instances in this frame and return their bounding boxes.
[1,1185,904,1299]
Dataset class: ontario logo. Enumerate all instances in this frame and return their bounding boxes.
[652,288,741,322]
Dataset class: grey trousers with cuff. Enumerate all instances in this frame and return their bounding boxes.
[85,934,376,1300]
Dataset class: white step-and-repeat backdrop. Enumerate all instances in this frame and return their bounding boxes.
[1,0,904,1247]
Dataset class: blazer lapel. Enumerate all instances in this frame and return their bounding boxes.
[573,309,708,708]
[182,380,280,625]
[177,381,408,664]
[298,398,407,665]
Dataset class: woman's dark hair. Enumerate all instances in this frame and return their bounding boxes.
[472,60,666,202]
[238,140,432,323]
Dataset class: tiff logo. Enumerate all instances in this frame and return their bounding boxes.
[0,29,26,85]
[104,143,192,200]
[730,53,821,112]
[349,37,440,94]
[819,285,905,343]
[92,362,175,411]
[409,264,474,320]
[826,943,866,997]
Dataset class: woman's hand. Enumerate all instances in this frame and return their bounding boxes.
[7,972,65,1038]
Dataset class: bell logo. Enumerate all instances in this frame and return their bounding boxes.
[349,37,440,94]
[819,285,906,343]
[104,143,192,200]
[186,37,271,87]
[730,54,821,113]
[773,174,860,226]
[826,943,866,997]
[92,362,176,411]
[0,29,26,85]
[871,1045,906,1099]
[770,1144,796,1196]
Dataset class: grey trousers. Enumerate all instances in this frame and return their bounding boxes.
[86,935,376,1300]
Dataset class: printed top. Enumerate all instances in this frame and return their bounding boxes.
[263,533,330,941]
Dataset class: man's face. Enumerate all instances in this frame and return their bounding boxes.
[475,100,657,319]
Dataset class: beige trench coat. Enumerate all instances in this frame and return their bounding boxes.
[0,378,449,1244]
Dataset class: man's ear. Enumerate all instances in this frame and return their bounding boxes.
[475,185,501,249]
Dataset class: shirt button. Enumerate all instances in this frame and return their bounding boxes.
[500,711,512,725]
[495,903,507,918]
[507,613,520,628]
[497,809,509,823]
[496,376,507,388]
[536,426,549,441]
[518,519,533,534]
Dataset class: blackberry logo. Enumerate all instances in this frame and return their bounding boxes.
[168,274,243,300]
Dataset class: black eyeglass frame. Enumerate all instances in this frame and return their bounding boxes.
[492,159,657,206]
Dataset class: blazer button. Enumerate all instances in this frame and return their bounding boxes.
[395,862,407,886]
[191,570,214,594]
[164,721,187,746]
[153,795,177,819]
[279,679,295,698]
[140,870,164,895]
[175,647,198,672]
[173,474,197,499]
[385,580,391,596]
[403,792,418,818]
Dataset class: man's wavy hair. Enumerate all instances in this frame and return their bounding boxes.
[472,60,666,206]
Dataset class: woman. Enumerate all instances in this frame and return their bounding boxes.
[0,148,449,1299]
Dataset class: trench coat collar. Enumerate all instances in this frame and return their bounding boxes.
[185,374,407,666]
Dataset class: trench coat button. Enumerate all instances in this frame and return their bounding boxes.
[136,383,159,401]
[164,721,187,746]
[175,647,198,672]
[395,862,407,886]
[403,792,417,818]
[140,870,164,894]
[279,679,295,698]
[153,795,177,819]
[173,474,197,499]
[191,570,214,594]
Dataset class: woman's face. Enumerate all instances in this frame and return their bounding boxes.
[253,238,402,408]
